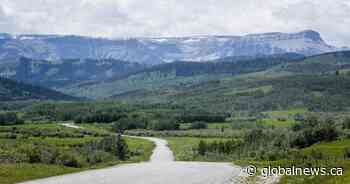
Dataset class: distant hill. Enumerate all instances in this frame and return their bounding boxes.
[0,57,147,88]
[103,51,350,113]
[0,30,342,65]
[0,77,79,101]
[61,53,303,99]
[275,51,350,74]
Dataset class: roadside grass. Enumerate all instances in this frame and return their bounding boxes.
[0,164,79,184]
[125,137,155,162]
[166,137,230,161]
[0,123,155,184]
[79,123,112,135]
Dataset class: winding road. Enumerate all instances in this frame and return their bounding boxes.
[19,126,246,184]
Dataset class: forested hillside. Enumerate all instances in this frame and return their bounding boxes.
[109,51,350,113]
[0,77,79,101]
[0,57,147,88]
[61,53,303,98]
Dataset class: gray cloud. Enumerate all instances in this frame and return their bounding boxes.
[0,0,349,46]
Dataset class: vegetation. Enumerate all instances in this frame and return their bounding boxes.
[0,112,24,125]
[62,53,304,99]
[166,137,232,161]
[0,164,79,184]
[1,51,350,183]
[0,123,154,183]
[0,77,78,101]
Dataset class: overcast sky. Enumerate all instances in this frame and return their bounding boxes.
[0,0,349,47]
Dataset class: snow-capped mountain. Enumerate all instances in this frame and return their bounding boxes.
[0,30,343,64]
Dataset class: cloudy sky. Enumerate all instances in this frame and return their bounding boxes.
[0,0,349,46]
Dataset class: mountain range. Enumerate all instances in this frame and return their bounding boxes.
[1,30,349,102]
[0,30,345,65]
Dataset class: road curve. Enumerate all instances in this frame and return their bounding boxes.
[127,136,175,162]
[19,135,242,184]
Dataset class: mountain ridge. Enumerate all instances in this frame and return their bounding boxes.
[0,30,344,64]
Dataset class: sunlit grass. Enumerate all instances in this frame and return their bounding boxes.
[302,139,350,158]
[0,164,79,184]
[166,137,230,161]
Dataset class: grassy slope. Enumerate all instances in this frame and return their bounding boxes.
[302,139,350,158]
[103,51,350,114]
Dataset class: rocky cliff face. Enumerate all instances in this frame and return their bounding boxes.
[0,30,342,64]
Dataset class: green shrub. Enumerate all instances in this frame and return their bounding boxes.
[344,148,350,159]
[343,118,350,129]
[0,112,24,126]
[56,151,86,168]
[198,140,207,156]
[190,122,207,129]
[149,119,180,131]
[87,151,113,164]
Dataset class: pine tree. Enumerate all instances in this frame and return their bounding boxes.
[116,134,129,160]
[198,140,207,156]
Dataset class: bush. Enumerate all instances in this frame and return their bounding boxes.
[310,149,323,160]
[198,140,207,156]
[56,151,86,168]
[344,148,350,159]
[112,117,148,133]
[87,151,113,165]
[0,112,24,125]
[74,112,126,124]
[291,119,339,148]
[18,144,60,164]
[19,144,41,163]
[99,135,129,160]
[149,119,180,131]
[189,122,207,129]
[0,150,29,163]
[116,135,128,160]
[177,113,228,123]
[343,118,350,129]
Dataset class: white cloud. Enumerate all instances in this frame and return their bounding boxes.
[0,0,349,46]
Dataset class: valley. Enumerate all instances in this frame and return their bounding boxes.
[0,31,350,184]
